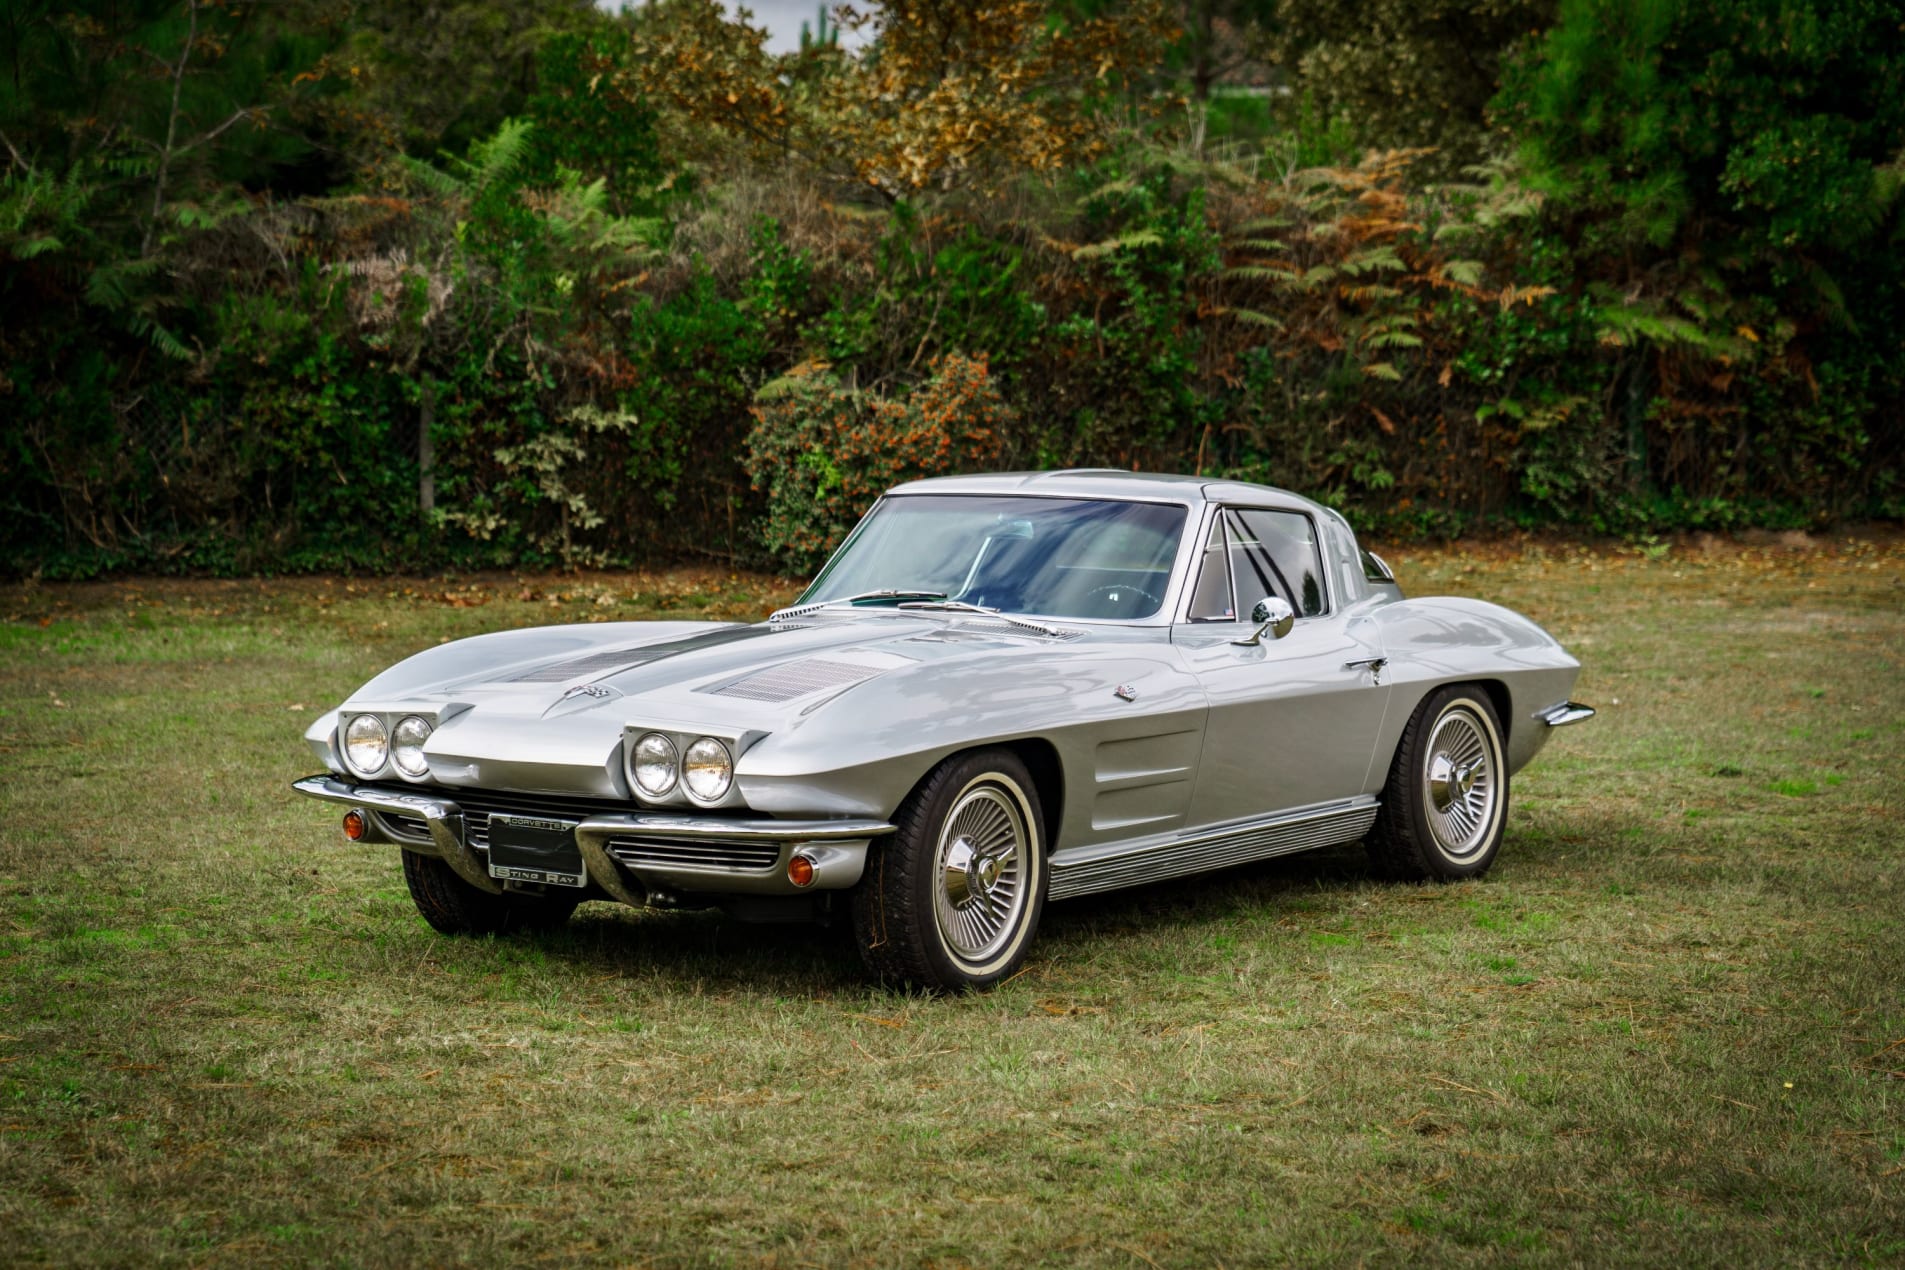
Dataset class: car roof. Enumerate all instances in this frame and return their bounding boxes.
[886,470,1331,515]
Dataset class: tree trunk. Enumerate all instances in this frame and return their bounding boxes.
[418,381,436,514]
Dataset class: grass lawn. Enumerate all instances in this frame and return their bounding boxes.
[2,538,1901,1266]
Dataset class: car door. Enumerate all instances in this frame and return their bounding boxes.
[1174,506,1392,828]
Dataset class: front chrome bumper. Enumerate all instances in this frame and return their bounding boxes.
[292,775,894,901]
[1537,701,1596,728]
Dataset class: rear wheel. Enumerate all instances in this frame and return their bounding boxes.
[1368,685,1508,882]
[852,749,1047,992]
[401,850,580,935]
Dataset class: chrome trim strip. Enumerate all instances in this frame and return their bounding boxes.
[583,824,874,894]
[1537,701,1596,728]
[1049,798,1380,901]
[291,775,504,894]
[575,813,896,843]
[576,835,647,908]
[294,775,894,898]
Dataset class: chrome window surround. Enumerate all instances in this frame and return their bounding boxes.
[1176,503,1333,625]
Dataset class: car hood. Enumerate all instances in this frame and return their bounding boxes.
[311,611,1169,798]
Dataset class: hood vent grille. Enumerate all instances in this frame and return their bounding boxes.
[703,658,881,704]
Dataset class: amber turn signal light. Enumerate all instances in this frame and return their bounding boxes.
[787,852,816,888]
[342,809,368,841]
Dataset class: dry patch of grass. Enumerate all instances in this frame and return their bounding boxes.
[1,538,1901,1266]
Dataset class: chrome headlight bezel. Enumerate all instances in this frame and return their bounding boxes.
[343,713,389,777]
[391,714,433,778]
[630,731,680,797]
[681,736,734,803]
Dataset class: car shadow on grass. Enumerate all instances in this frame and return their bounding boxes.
[494,841,1388,994]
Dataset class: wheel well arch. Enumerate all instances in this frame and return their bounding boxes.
[904,737,1066,855]
[1474,679,1513,745]
[998,737,1065,854]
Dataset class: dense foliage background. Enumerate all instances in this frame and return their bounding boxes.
[3,0,1900,577]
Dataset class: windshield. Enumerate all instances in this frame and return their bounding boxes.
[802,495,1189,620]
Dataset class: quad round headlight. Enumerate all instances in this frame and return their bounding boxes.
[682,736,733,801]
[343,713,389,776]
[391,714,433,777]
[631,732,678,796]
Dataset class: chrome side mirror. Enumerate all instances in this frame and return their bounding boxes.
[1233,596,1295,646]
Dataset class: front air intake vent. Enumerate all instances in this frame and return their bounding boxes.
[703,658,880,704]
[606,837,780,872]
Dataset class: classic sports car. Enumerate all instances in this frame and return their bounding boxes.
[296,471,1592,990]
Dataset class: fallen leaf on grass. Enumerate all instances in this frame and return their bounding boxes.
[1037,999,1104,1016]
[847,1012,906,1029]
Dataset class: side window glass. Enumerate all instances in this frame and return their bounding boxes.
[1230,509,1328,617]
[1186,516,1234,621]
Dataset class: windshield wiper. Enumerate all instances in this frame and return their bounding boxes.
[896,599,1070,639]
[768,589,947,622]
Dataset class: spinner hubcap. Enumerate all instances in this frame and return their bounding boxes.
[1421,708,1498,860]
[933,784,1030,964]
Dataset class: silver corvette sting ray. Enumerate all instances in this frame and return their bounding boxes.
[296,471,1593,990]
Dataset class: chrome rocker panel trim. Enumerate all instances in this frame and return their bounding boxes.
[1537,701,1596,728]
[1048,797,1381,901]
[292,775,895,898]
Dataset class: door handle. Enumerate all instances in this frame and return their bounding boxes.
[1344,656,1388,683]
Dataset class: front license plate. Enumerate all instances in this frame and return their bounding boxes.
[486,814,587,888]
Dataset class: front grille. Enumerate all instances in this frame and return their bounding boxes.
[379,811,432,840]
[605,837,780,872]
[357,785,783,873]
[356,783,634,849]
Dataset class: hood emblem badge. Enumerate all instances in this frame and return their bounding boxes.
[562,683,617,700]
[1113,684,1138,702]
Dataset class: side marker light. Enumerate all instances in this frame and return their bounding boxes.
[787,852,816,888]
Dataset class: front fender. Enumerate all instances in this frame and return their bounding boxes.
[1371,596,1582,775]
[736,643,1208,852]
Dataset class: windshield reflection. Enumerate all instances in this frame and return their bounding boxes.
[803,495,1188,621]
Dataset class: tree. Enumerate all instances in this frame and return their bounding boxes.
[1499,0,1905,264]
[1494,0,1905,515]
[0,0,336,255]
[622,0,1176,200]
[333,0,609,160]
[1268,0,1557,170]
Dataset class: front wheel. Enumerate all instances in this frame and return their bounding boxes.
[1367,685,1509,882]
[851,749,1048,992]
[401,850,580,935]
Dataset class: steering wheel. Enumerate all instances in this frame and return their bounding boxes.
[1082,583,1162,616]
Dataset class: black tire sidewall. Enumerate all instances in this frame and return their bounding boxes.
[401,849,576,936]
[858,748,1049,991]
[1402,687,1508,879]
